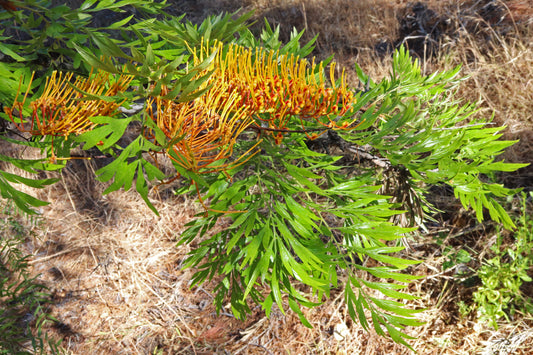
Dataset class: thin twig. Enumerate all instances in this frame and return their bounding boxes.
[28,248,80,264]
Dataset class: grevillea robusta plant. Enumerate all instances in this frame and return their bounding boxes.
[0,0,528,349]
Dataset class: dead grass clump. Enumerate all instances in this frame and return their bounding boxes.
[23,164,201,353]
[438,7,533,188]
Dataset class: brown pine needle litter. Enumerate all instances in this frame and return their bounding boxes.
[2,0,531,354]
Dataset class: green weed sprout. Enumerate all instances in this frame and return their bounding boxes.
[473,192,533,329]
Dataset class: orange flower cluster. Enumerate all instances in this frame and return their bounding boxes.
[193,41,357,143]
[145,40,358,176]
[5,40,358,179]
[5,70,132,138]
[146,83,259,175]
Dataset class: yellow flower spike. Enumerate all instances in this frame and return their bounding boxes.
[185,38,359,144]
[6,69,132,138]
[147,79,258,176]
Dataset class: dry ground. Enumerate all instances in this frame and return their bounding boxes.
[2,0,533,354]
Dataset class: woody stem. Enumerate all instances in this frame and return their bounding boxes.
[246,125,329,134]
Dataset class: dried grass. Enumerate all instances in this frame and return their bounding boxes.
[3,0,532,354]
[29,165,197,354]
